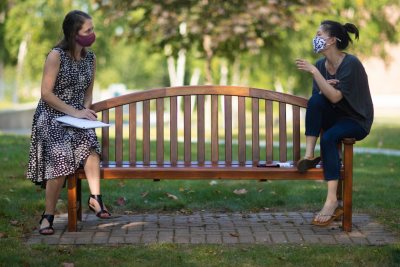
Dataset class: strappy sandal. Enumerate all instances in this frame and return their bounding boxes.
[39,212,54,235]
[311,207,344,226]
[88,194,111,219]
[296,156,321,173]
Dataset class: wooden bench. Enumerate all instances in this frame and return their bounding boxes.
[67,86,356,232]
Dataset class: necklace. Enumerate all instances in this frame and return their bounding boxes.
[325,54,344,77]
[325,68,336,80]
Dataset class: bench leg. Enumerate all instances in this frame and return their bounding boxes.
[67,174,78,232]
[77,178,82,221]
[342,142,354,232]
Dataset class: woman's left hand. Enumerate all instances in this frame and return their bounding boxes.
[295,59,318,74]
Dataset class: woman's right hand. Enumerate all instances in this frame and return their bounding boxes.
[327,79,340,88]
[74,108,98,120]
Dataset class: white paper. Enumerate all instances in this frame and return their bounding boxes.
[56,115,110,129]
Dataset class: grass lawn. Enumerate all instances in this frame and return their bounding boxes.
[0,122,399,266]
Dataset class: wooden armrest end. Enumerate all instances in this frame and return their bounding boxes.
[342,138,356,145]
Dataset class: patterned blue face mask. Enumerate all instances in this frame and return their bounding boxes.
[312,36,327,53]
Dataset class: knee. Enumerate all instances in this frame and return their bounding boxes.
[321,132,340,147]
[308,94,327,109]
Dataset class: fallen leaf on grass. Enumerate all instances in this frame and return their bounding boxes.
[229,232,240,237]
[179,208,192,215]
[141,191,149,198]
[209,180,218,186]
[116,197,126,206]
[233,188,248,195]
[166,193,178,200]
[62,263,74,267]
[124,210,134,215]
[10,220,19,226]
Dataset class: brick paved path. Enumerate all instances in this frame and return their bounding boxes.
[27,212,398,245]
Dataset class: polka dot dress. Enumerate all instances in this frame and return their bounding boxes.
[27,48,101,187]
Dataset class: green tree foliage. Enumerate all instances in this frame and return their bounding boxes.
[92,0,325,84]
[4,0,74,79]
[0,1,11,63]
[92,0,400,94]
[1,0,399,102]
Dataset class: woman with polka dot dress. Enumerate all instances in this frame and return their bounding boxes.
[27,10,111,235]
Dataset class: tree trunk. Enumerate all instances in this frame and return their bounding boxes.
[203,35,214,85]
[166,49,187,128]
[219,60,228,85]
[190,68,201,114]
[176,49,186,86]
[232,58,240,85]
[219,60,228,125]
[0,62,4,100]
[167,56,177,86]
[231,58,241,128]
[15,35,30,103]
[205,56,213,85]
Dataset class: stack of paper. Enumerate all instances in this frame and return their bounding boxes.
[56,115,110,129]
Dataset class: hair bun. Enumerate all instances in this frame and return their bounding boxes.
[343,23,359,40]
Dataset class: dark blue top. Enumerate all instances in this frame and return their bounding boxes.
[312,54,374,133]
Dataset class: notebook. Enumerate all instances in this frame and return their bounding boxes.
[56,115,110,129]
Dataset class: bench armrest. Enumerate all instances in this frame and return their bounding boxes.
[342,138,356,145]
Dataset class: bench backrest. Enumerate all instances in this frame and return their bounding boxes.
[91,86,308,166]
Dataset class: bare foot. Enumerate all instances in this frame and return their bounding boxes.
[89,197,111,218]
[39,217,54,235]
[313,200,339,223]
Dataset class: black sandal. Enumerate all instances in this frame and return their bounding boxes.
[39,212,54,235]
[296,156,321,173]
[88,194,111,219]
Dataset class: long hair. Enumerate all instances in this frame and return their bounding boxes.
[321,20,359,50]
[55,10,92,59]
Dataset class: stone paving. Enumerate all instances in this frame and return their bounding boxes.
[26,212,399,246]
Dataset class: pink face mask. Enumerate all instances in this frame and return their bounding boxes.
[76,32,96,47]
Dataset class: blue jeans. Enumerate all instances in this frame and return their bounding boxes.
[305,94,368,180]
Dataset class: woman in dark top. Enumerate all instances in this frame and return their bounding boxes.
[295,20,373,226]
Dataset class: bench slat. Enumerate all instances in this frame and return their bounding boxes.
[265,100,273,162]
[224,95,232,164]
[279,102,287,162]
[101,110,109,163]
[293,105,301,161]
[156,98,164,165]
[184,96,191,165]
[129,103,136,164]
[115,106,124,165]
[238,96,246,165]
[170,97,178,165]
[143,100,150,165]
[197,95,205,165]
[211,95,219,164]
[252,98,260,165]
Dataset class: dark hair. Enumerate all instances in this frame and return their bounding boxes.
[55,10,92,59]
[320,20,359,50]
